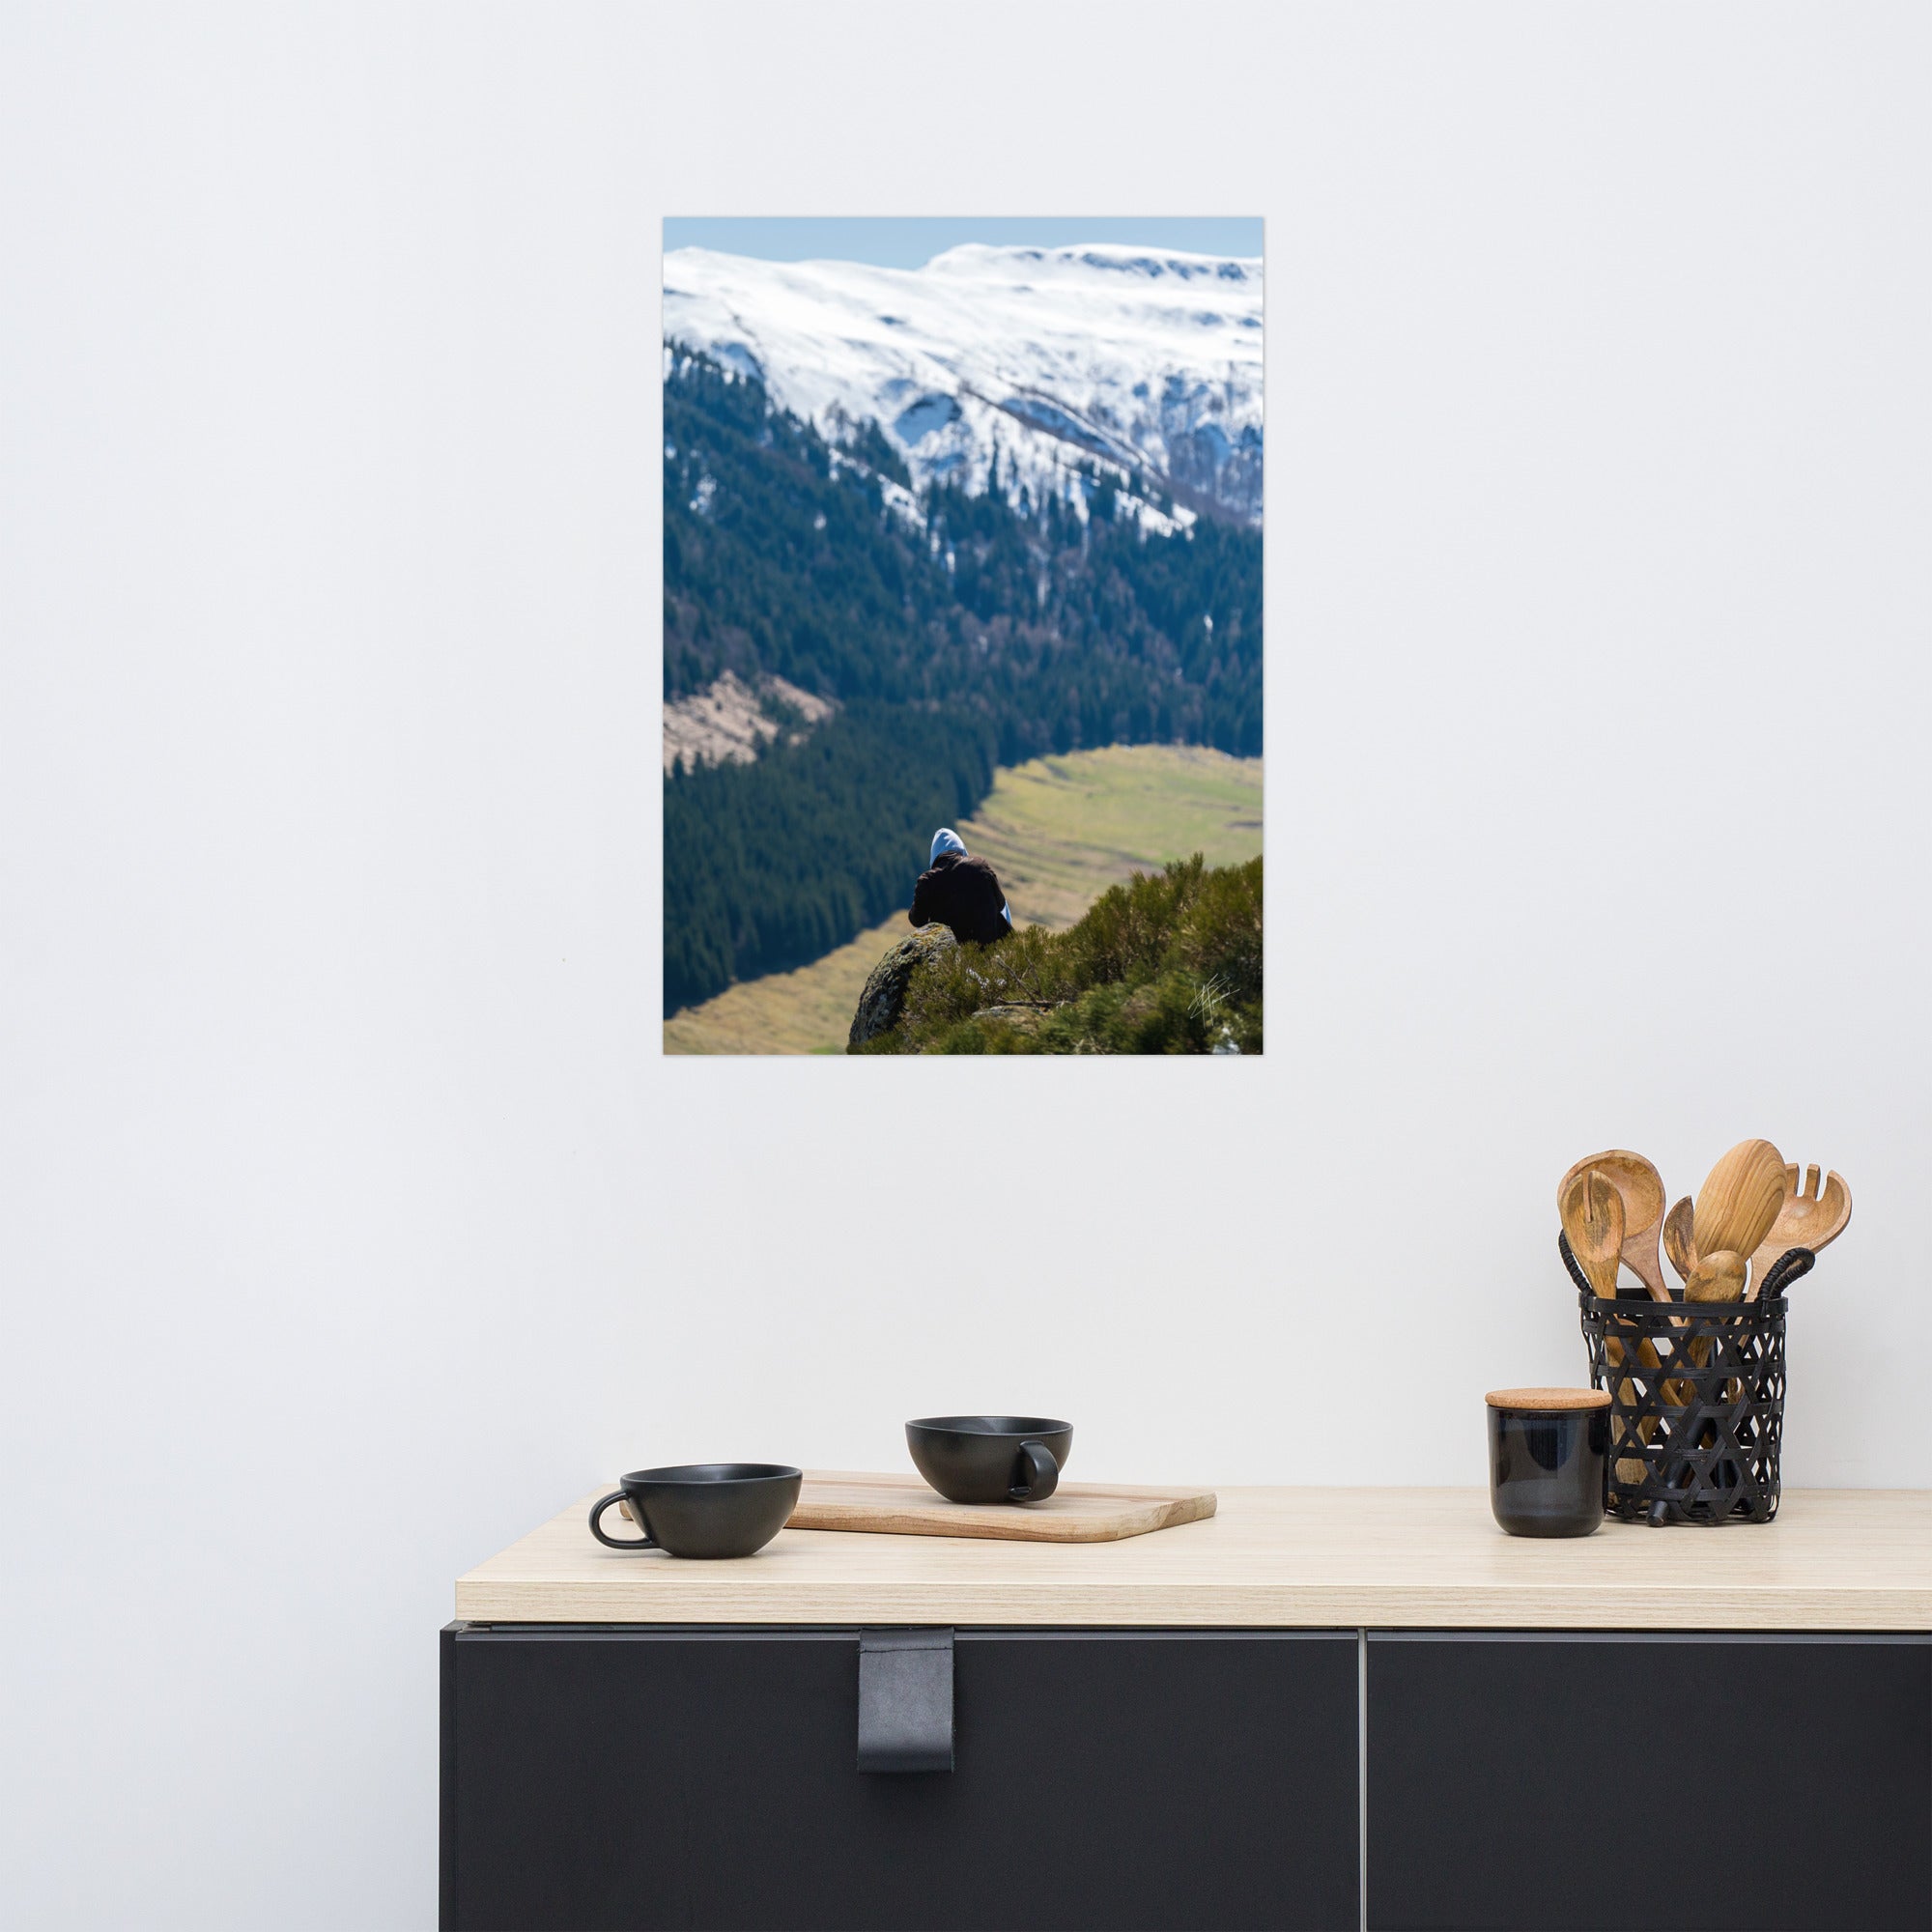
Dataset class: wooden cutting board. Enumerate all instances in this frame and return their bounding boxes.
[785,1470,1217,1544]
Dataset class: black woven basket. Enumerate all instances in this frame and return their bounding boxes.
[1566,1235,1811,1526]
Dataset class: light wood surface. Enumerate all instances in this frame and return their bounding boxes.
[784,1472,1215,1542]
[1749,1163,1852,1297]
[454,1485,1932,1631]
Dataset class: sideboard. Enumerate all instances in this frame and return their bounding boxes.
[442,1485,1932,1931]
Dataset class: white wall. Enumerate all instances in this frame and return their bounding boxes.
[4,3,1926,1925]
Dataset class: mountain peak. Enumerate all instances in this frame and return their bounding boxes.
[663,242,1263,527]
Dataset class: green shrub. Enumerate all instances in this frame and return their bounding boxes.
[855,855,1262,1055]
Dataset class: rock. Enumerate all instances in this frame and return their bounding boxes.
[847,923,957,1050]
[661,669,836,776]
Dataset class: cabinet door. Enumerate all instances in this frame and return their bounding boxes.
[1366,1632,1931,1931]
[442,1625,1359,1932]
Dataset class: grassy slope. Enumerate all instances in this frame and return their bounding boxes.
[663,744,1264,1055]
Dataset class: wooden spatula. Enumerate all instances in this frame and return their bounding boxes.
[1692,1140,1787,1270]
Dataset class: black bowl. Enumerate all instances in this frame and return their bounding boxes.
[588,1462,802,1558]
[906,1416,1073,1505]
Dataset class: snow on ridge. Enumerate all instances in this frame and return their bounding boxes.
[921,241,1262,287]
[663,242,1263,527]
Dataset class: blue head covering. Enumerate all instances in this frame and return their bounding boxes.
[926,827,1011,926]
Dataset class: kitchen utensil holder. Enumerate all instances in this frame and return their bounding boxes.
[1572,1253,1792,1526]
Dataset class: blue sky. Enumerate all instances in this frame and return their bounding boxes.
[662,216,1263,269]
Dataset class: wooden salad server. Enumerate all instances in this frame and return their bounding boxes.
[1559,1167,1625,1297]
[1747,1165,1852,1299]
[1560,1168,1652,1482]
[1557,1150,1669,1301]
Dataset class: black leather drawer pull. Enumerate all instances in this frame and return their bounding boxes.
[857,1629,954,1773]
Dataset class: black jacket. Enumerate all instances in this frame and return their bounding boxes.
[909,852,1012,947]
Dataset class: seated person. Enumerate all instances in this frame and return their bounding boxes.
[909,828,1013,946]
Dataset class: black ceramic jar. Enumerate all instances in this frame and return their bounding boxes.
[1485,1387,1608,1538]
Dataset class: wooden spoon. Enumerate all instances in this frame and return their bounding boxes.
[1692,1140,1786,1268]
[1665,1248,1748,1404]
[1557,1151,1669,1301]
[1559,1168,1624,1297]
[1662,1196,1697,1285]
[1747,1165,1852,1298]
[1684,1249,1746,1304]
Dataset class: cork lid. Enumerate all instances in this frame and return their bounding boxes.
[1485,1386,1611,1411]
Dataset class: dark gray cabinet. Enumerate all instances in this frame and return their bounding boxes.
[441,1625,1361,1932]
[1365,1633,1932,1931]
[443,1623,1932,1931]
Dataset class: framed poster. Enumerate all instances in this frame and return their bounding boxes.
[663,218,1262,1054]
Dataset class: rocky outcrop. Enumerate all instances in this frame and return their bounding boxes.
[663,669,834,776]
[847,923,956,1050]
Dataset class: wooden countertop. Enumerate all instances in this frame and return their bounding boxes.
[454,1482,1932,1631]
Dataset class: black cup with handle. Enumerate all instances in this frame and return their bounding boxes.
[905,1416,1072,1505]
[587,1463,802,1558]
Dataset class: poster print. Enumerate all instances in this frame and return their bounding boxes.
[662,218,1262,1054]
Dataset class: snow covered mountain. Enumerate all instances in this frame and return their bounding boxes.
[663,242,1264,527]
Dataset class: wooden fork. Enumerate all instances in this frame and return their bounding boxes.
[1748,1165,1852,1298]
